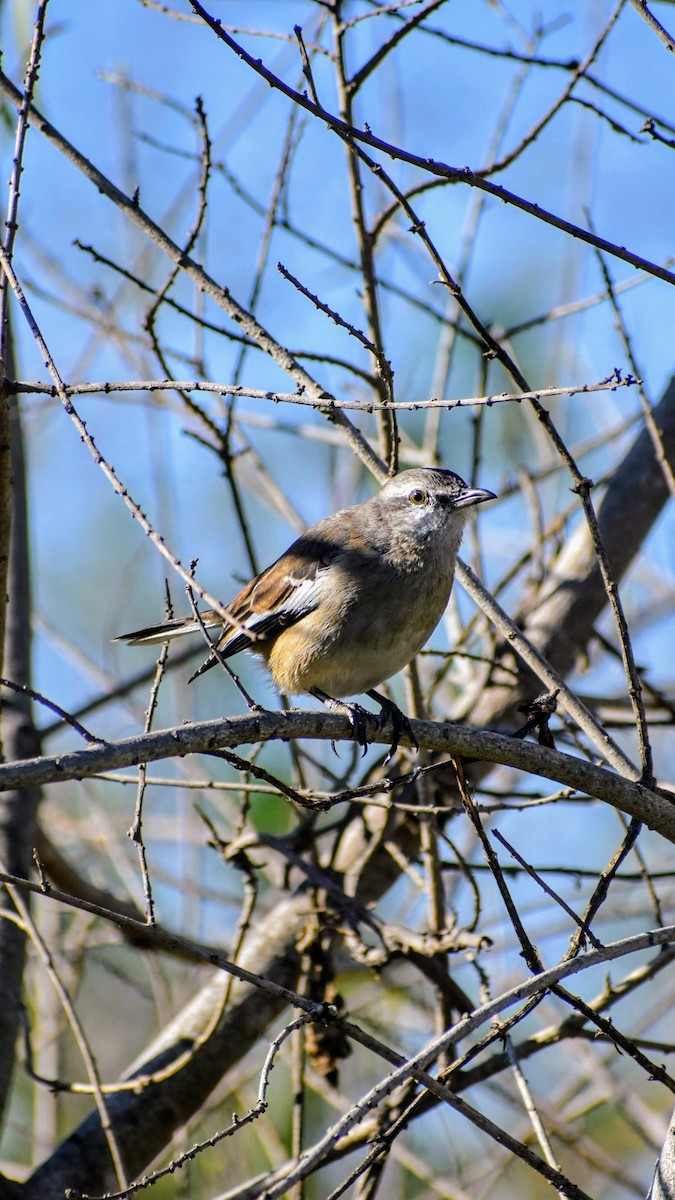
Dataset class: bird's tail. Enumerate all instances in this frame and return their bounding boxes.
[114,609,222,646]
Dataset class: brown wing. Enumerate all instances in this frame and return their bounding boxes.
[190,533,336,680]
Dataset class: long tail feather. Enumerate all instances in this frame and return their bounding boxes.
[114,612,221,646]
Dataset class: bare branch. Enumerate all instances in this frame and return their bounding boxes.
[0,710,672,839]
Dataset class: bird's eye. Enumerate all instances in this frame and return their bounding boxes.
[408,488,428,506]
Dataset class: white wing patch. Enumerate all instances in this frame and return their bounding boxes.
[244,572,326,634]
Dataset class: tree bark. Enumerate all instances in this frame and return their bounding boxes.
[0,342,40,1128]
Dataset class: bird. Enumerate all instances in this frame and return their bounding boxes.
[116,467,495,758]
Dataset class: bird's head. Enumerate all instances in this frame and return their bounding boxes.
[374,468,495,548]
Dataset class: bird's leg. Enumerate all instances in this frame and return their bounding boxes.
[310,688,372,756]
[366,689,419,763]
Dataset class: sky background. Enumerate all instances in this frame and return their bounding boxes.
[1,7,674,1184]
[0,0,672,889]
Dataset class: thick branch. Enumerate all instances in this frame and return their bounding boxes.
[0,354,39,1123]
[650,1107,675,1200]
[529,375,675,675]
[0,710,671,839]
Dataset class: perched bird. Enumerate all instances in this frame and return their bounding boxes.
[117,468,495,756]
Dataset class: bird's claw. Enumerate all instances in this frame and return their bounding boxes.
[315,692,372,756]
[374,697,418,763]
[313,688,417,761]
[344,702,372,756]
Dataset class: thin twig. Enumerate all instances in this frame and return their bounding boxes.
[183,8,675,288]
[505,1035,565,1186]
[9,372,638,409]
[5,882,129,1190]
[492,828,603,950]
[627,0,675,52]
[0,678,101,744]
[0,65,387,479]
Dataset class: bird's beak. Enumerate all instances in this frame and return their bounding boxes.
[453,486,496,510]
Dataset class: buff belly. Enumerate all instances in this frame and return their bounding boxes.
[264,576,452,697]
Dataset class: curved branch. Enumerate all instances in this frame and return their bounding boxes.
[0,709,671,840]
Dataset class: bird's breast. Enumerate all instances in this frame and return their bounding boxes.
[266,556,455,697]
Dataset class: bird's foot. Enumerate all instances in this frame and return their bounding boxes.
[367,690,418,764]
[311,689,372,756]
